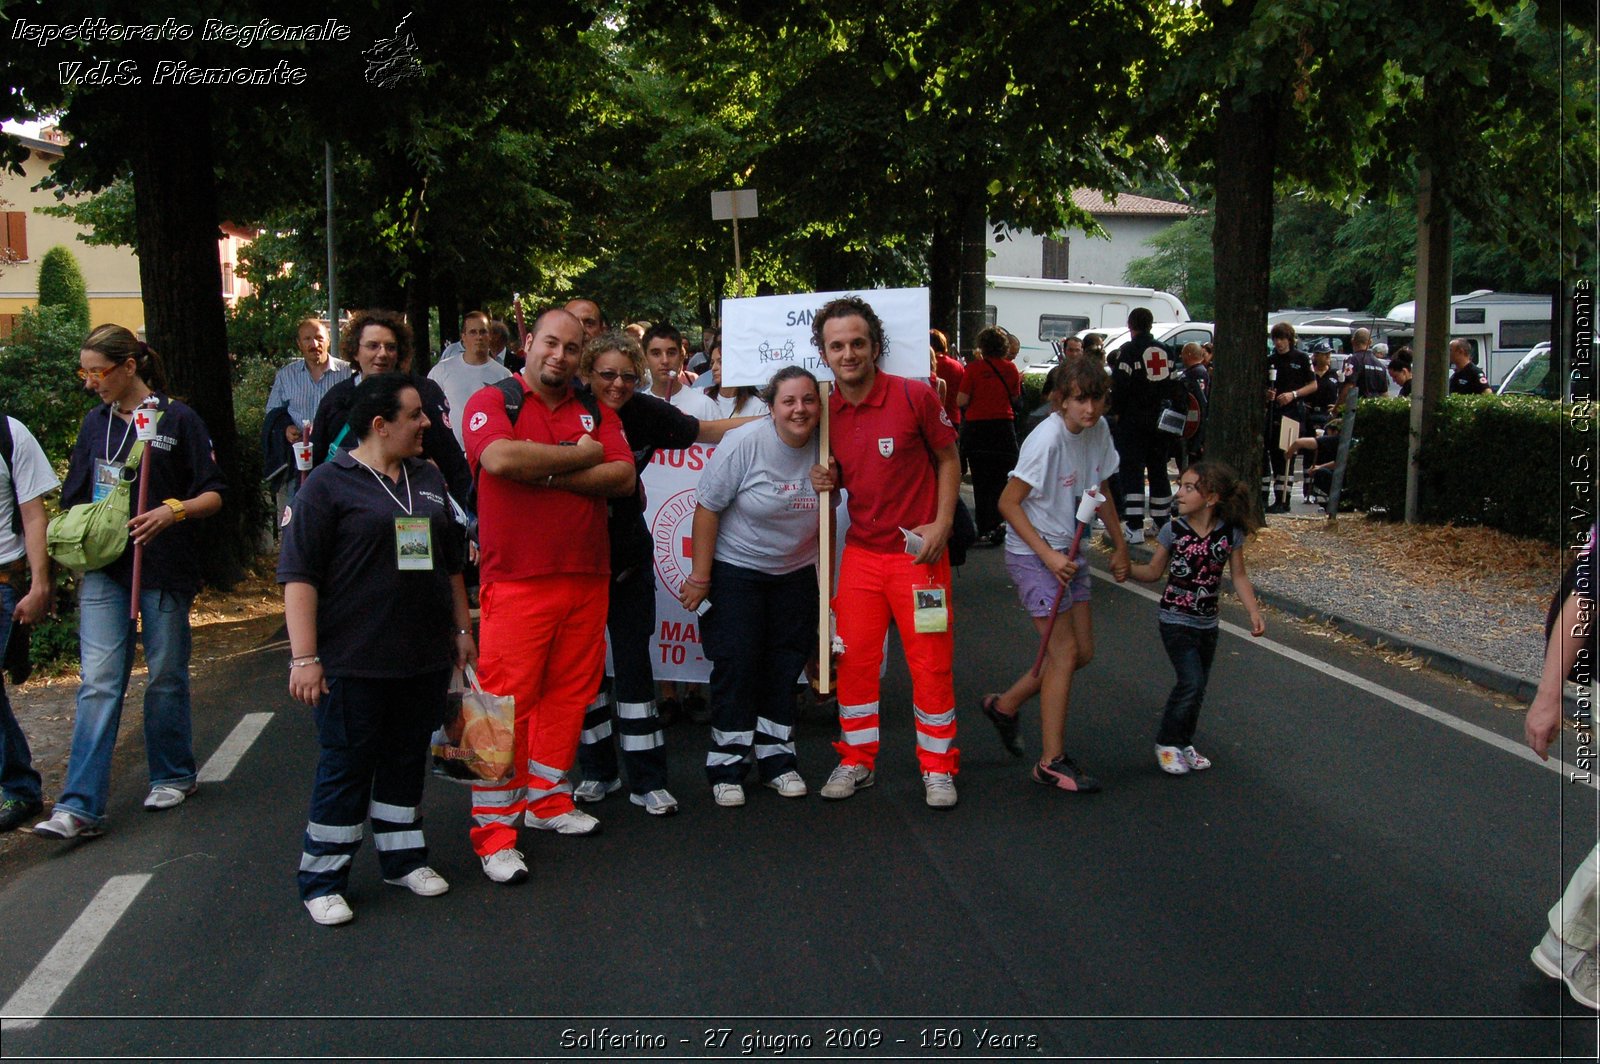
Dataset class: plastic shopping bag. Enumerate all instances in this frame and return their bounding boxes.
[430,666,515,784]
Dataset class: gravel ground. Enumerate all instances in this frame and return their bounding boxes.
[1245,513,1551,682]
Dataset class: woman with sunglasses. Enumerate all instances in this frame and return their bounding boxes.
[310,310,472,511]
[570,331,756,817]
[34,325,226,840]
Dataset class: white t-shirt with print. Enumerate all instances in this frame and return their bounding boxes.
[1004,414,1119,554]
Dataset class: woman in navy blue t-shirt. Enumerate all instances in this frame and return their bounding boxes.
[34,326,226,841]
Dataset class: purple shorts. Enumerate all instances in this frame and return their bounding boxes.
[1006,549,1091,618]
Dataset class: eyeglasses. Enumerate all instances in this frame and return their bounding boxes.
[593,369,640,385]
[76,364,122,384]
[359,341,400,353]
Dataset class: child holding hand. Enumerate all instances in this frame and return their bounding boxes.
[1127,461,1265,775]
[986,359,1130,793]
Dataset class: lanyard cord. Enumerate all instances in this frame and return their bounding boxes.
[351,457,413,516]
[105,406,136,463]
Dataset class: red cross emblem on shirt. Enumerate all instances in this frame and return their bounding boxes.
[133,410,154,437]
[1143,346,1170,381]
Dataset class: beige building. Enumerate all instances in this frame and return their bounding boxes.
[1,127,251,338]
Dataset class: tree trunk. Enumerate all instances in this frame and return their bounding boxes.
[1408,161,1452,523]
[957,189,987,357]
[1209,85,1278,522]
[929,216,960,346]
[128,92,247,588]
[406,254,433,375]
[435,270,460,348]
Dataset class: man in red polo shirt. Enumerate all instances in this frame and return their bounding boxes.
[810,296,962,808]
[462,308,635,884]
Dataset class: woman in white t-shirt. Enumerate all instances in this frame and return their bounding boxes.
[679,367,824,807]
[703,342,765,419]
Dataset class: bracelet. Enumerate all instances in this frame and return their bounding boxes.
[164,498,187,522]
[683,576,710,588]
[289,656,320,670]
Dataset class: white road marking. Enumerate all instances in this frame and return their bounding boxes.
[1,874,153,1032]
[1093,569,1597,790]
[196,712,274,783]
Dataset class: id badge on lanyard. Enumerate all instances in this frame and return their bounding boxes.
[92,458,123,503]
[911,583,949,634]
[394,516,435,571]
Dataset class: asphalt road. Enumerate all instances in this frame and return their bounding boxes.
[0,545,1596,1060]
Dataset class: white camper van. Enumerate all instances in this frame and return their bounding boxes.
[1386,290,1552,387]
[985,276,1189,369]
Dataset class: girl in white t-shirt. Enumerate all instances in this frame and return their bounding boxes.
[988,360,1130,794]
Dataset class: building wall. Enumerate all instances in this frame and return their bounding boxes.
[0,147,145,332]
[990,216,1179,287]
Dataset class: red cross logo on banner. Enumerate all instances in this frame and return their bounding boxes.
[1143,345,1171,381]
[133,409,157,441]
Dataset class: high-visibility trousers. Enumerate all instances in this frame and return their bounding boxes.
[831,543,959,775]
[470,573,609,857]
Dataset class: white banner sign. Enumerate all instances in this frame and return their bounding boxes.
[720,287,930,389]
[630,443,719,684]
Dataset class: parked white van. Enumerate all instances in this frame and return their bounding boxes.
[985,276,1189,369]
[1386,290,1552,387]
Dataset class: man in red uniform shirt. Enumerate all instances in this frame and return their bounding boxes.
[461,309,635,884]
[810,296,963,808]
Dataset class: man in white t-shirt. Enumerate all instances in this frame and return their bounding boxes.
[428,310,512,448]
[0,416,60,832]
[643,323,719,419]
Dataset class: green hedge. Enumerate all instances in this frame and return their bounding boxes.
[1346,394,1580,545]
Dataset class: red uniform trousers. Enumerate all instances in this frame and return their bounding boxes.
[832,543,959,774]
[470,573,609,857]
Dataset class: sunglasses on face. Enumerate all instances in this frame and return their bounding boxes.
[76,364,122,383]
[594,369,640,385]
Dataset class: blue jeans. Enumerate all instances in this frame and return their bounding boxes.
[1157,620,1218,747]
[56,571,197,824]
[0,582,42,804]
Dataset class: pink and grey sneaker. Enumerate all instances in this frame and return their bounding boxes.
[1033,754,1101,793]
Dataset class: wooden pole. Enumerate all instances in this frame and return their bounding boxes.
[817,383,832,695]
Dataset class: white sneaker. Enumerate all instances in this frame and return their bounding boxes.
[525,808,601,835]
[764,771,807,798]
[1122,523,1146,546]
[712,782,746,807]
[384,866,450,896]
[573,778,621,803]
[33,808,103,839]
[629,789,680,816]
[922,771,958,809]
[819,762,875,800]
[143,783,197,811]
[480,848,529,884]
[1180,746,1212,771]
[1156,745,1190,775]
[304,894,354,926]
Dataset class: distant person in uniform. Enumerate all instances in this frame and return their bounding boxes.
[1448,339,1491,394]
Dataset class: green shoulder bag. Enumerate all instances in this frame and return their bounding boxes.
[47,434,152,573]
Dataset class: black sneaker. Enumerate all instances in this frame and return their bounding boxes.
[0,797,43,832]
[981,695,1024,758]
[1033,754,1101,793]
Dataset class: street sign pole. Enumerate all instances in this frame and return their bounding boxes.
[711,189,759,298]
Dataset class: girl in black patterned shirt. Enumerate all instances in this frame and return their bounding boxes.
[1127,462,1265,776]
